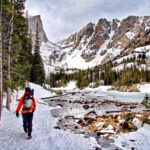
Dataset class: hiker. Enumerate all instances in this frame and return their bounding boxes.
[16,87,36,139]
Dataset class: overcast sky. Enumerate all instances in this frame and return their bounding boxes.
[26,0,150,42]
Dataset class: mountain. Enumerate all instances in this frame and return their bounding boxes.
[28,15,48,43]
[46,16,150,70]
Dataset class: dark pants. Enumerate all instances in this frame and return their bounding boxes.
[22,113,33,134]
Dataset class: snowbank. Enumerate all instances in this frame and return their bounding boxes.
[85,85,112,91]
[52,81,77,91]
[28,83,55,99]
[138,84,150,93]
[15,82,55,100]
[114,124,150,150]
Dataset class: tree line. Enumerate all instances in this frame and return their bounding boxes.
[0,0,45,120]
[48,53,150,89]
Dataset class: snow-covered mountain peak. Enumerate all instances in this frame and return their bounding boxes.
[40,15,150,72]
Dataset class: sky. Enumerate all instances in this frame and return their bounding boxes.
[26,0,150,42]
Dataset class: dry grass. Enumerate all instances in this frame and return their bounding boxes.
[89,112,150,138]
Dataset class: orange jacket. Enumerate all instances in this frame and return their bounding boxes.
[16,92,36,113]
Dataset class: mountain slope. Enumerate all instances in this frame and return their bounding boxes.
[46,16,150,70]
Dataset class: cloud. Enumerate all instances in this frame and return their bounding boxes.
[25,0,150,42]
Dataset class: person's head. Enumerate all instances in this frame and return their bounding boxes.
[25,87,31,93]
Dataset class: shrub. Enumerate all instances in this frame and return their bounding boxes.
[103,122,110,128]
[142,118,150,125]
[125,113,136,120]
[141,94,150,108]
[53,90,63,95]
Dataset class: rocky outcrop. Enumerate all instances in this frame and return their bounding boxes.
[88,19,111,50]
[62,22,94,49]
[28,15,48,43]
[108,16,150,50]
[108,84,140,92]
[112,19,120,31]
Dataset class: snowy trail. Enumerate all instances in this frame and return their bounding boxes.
[0,100,98,150]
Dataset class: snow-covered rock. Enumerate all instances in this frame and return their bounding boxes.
[138,84,150,93]
[114,124,150,150]
[132,118,142,129]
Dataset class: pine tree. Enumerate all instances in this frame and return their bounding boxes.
[6,0,15,110]
[30,23,45,85]
[0,0,34,118]
[0,0,3,120]
[90,69,93,82]
[1,0,14,110]
[1,0,33,110]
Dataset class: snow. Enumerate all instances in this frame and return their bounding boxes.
[1,82,150,149]
[113,60,150,72]
[126,32,135,39]
[76,87,148,103]
[52,81,77,90]
[40,28,122,70]
[132,118,142,129]
[107,125,114,130]
[138,84,150,93]
[145,26,150,31]
[52,82,150,103]
[114,124,150,150]
[40,18,150,72]
[134,45,150,53]
[14,82,55,102]
[112,63,125,71]
[62,50,90,69]
[95,122,104,127]
[100,129,115,134]
[40,41,61,75]
[85,85,111,91]
[112,62,138,71]
[29,83,55,99]
[136,114,142,118]
[0,83,98,150]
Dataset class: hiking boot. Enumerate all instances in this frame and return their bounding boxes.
[27,132,32,139]
[27,136,32,139]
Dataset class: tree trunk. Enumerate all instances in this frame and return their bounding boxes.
[6,0,15,110]
[0,0,3,120]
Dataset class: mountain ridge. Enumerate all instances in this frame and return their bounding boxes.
[44,15,150,70]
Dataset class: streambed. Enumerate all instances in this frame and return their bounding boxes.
[45,90,147,150]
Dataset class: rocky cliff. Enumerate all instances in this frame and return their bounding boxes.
[42,16,150,70]
[28,15,48,43]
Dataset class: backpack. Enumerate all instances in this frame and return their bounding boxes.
[23,95,33,110]
[25,87,34,97]
[30,89,34,98]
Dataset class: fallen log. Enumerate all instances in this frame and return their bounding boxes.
[106,110,131,113]
[40,93,71,99]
